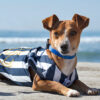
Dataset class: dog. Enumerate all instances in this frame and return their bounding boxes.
[0,14,99,97]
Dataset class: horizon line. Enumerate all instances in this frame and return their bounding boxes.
[0,29,100,32]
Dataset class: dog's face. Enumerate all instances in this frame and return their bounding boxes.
[42,14,89,55]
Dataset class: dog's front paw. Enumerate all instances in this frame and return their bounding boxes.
[66,89,80,97]
[87,88,99,95]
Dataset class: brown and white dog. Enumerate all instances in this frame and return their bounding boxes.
[0,14,99,97]
[32,14,99,97]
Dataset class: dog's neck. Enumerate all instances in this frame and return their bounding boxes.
[46,49,77,76]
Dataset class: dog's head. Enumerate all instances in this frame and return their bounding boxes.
[42,14,89,55]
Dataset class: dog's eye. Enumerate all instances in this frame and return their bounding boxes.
[54,32,59,38]
[70,31,77,36]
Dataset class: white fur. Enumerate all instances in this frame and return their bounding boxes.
[61,58,76,76]
[64,29,70,44]
[67,89,80,97]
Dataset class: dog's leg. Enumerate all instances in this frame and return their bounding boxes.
[71,80,99,95]
[32,75,80,97]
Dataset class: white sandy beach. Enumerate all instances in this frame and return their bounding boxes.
[0,62,100,100]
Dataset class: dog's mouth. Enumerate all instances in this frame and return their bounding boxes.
[60,50,69,55]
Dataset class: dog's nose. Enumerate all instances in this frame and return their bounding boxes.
[61,44,68,51]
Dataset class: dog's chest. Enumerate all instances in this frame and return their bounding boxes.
[61,58,76,76]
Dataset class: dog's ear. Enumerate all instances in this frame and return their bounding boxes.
[42,14,59,31]
[72,14,89,30]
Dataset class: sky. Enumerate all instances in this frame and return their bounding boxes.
[0,0,100,31]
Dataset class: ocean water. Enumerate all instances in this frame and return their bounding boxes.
[0,30,100,63]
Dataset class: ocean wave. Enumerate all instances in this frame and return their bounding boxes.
[0,37,48,43]
[0,37,100,43]
[81,37,100,43]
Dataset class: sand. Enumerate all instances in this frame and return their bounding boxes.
[0,62,100,100]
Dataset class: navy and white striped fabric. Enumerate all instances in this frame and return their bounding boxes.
[28,47,78,87]
[0,48,32,86]
[0,47,78,87]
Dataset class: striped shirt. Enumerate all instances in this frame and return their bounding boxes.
[0,47,78,87]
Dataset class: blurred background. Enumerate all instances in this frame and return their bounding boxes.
[0,0,100,62]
